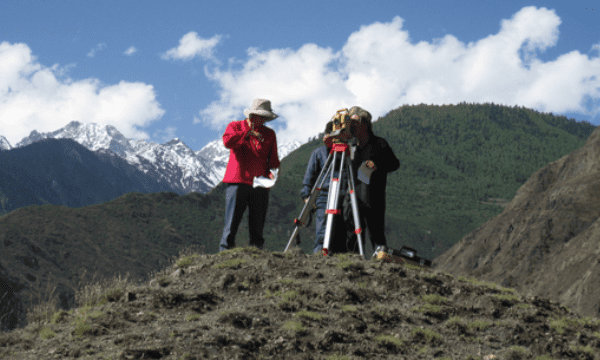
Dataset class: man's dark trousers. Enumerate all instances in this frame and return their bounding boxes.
[220,183,269,252]
[344,198,387,254]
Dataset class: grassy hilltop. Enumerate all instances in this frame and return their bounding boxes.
[1,247,599,359]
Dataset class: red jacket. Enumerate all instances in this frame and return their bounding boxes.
[222,119,280,185]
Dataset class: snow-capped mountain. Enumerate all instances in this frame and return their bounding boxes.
[2,121,303,194]
[0,135,11,151]
[195,138,302,188]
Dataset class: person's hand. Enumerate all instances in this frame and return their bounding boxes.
[269,171,275,180]
[304,198,309,203]
[366,160,376,169]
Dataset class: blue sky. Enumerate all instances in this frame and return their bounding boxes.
[1,0,599,151]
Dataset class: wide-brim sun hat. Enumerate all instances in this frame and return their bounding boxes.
[243,99,278,121]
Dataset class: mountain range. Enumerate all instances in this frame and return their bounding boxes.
[0,137,179,215]
[0,121,302,195]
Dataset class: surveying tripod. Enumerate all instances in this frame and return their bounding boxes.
[284,142,365,259]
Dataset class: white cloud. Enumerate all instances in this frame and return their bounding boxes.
[199,6,600,145]
[124,46,137,56]
[0,41,165,146]
[87,43,107,57]
[161,32,221,61]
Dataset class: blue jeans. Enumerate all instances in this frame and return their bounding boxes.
[220,183,270,252]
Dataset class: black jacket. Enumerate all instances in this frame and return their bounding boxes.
[350,135,399,208]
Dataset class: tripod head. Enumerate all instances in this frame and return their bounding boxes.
[323,108,359,148]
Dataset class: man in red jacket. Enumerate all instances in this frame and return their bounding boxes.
[219,99,280,252]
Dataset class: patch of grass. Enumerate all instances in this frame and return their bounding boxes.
[295,310,324,321]
[283,320,305,332]
[495,320,514,327]
[325,355,350,360]
[411,328,440,343]
[176,254,198,268]
[468,320,492,331]
[216,247,253,256]
[413,303,442,314]
[374,334,404,347]
[549,317,582,334]
[416,345,428,354]
[213,258,247,269]
[279,278,297,285]
[39,327,56,340]
[446,316,462,327]
[342,305,357,312]
[72,320,92,338]
[281,290,298,302]
[357,282,367,288]
[336,261,354,269]
[420,294,448,304]
[534,355,555,360]
[506,345,527,354]
[50,310,68,324]
[373,305,388,317]
[185,314,200,321]
[570,344,595,354]
[334,254,359,269]
[593,331,600,339]
[264,290,282,298]
[404,264,422,271]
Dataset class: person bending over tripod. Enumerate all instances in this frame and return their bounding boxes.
[300,121,348,254]
[343,106,399,256]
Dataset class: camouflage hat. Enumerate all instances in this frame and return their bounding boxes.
[349,106,372,125]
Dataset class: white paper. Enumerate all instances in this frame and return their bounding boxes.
[253,168,279,188]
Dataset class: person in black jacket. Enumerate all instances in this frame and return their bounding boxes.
[343,106,400,256]
[301,121,348,254]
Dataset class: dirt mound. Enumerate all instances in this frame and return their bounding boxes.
[435,126,600,317]
[2,247,599,359]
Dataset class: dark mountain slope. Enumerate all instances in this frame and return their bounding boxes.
[0,191,207,331]
[0,138,181,216]
[434,125,600,317]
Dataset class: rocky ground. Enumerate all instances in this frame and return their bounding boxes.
[1,247,599,360]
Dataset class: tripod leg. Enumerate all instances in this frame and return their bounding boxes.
[346,157,365,259]
[285,152,335,252]
[284,226,301,252]
[322,150,346,256]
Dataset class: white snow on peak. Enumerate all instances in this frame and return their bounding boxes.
[7,121,304,194]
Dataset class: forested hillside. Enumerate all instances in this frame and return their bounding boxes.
[211,102,596,260]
